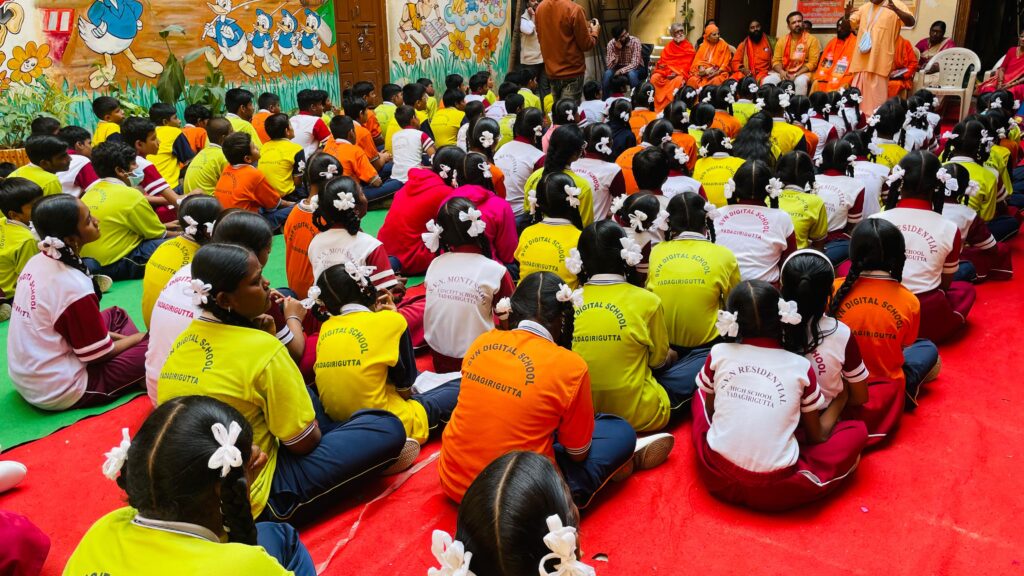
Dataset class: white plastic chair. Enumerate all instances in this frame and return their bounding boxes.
[922,47,981,121]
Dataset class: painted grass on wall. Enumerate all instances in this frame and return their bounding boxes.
[390,36,511,88]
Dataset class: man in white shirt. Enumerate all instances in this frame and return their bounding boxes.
[518,0,548,101]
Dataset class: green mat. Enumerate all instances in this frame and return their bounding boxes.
[0,208,419,449]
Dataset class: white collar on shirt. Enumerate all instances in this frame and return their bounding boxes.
[948,155,975,163]
[225,113,242,120]
[133,514,220,543]
[341,303,372,316]
[5,218,31,230]
[587,273,626,285]
[673,231,708,241]
[860,270,898,281]
[207,143,222,149]
[334,138,353,145]
[783,184,806,192]
[874,137,896,145]
[711,152,730,159]
[379,102,397,109]
[772,117,788,123]
[99,177,125,185]
[516,319,553,342]
[541,217,573,226]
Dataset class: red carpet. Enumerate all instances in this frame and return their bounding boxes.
[3,243,1024,575]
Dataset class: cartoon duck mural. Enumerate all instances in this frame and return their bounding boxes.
[202,0,258,77]
[0,0,25,48]
[77,0,165,88]
[298,8,329,69]
[248,8,280,73]
[273,8,300,67]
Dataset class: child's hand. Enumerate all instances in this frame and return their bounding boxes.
[281,297,308,322]
[245,444,268,486]
[254,314,277,335]
[375,290,397,312]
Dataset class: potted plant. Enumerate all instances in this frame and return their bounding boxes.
[0,77,85,166]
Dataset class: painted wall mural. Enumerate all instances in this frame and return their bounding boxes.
[0,0,340,129]
[386,0,511,86]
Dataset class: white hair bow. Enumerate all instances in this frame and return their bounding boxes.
[344,260,376,286]
[459,208,487,237]
[595,137,613,156]
[716,309,739,337]
[723,178,737,200]
[182,215,213,238]
[479,130,495,149]
[555,284,584,308]
[534,124,545,138]
[941,131,957,140]
[754,98,765,111]
[527,188,538,214]
[565,248,583,275]
[300,285,321,310]
[702,93,713,103]
[766,177,784,199]
[661,134,673,145]
[565,109,575,122]
[847,154,858,166]
[297,160,306,174]
[478,161,493,179]
[450,169,459,188]
[748,83,759,94]
[991,98,1003,110]
[936,167,958,196]
[838,96,848,107]
[620,111,631,122]
[429,530,476,576]
[722,137,733,150]
[778,92,791,109]
[866,115,880,128]
[333,192,356,212]
[698,145,709,157]
[422,219,444,252]
[208,421,244,478]
[609,194,626,215]
[494,296,512,321]
[886,164,906,187]
[823,103,833,114]
[564,185,582,208]
[619,236,643,266]
[190,279,212,307]
[703,201,720,220]
[965,180,981,198]
[539,515,595,576]
[307,194,320,211]
[628,210,648,232]
[319,164,339,179]
[37,236,65,259]
[725,93,736,105]
[674,148,690,166]
[998,127,1008,139]
[438,164,452,180]
[849,92,862,103]
[101,428,131,481]
[777,299,802,325]
[652,209,670,232]
[648,91,655,105]
[868,142,884,156]
[814,155,824,167]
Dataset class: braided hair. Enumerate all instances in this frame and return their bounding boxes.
[722,280,786,344]
[780,250,837,355]
[883,150,943,213]
[820,139,856,177]
[513,108,546,148]
[533,171,584,229]
[665,100,691,133]
[177,194,222,245]
[313,176,365,234]
[462,151,496,192]
[31,194,102,299]
[700,128,731,157]
[316,261,377,315]
[828,219,906,317]
[575,220,631,284]
[190,243,262,328]
[867,98,908,147]
[666,191,715,242]
[631,82,655,111]
[731,159,779,208]
[509,271,576,348]
[775,150,816,191]
[713,84,734,115]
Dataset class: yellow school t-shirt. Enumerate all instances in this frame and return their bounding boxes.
[523,168,595,227]
[519,88,542,111]
[426,95,438,121]
[771,120,805,156]
[315,309,430,443]
[149,125,186,188]
[647,234,740,348]
[543,94,554,115]
[374,104,397,141]
[732,101,758,126]
[141,236,199,327]
[987,145,1012,202]
[431,107,464,148]
[692,155,745,207]
[873,142,908,170]
[515,219,582,287]
[184,144,228,195]
[9,164,61,197]
[498,115,516,150]
[63,507,292,576]
[778,188,829,248]
[950,160,999,222]
[258,139,303,197]
[0,219,37,297]
[227,115,262,150]
[80,179,166,266]
[158,319,316,516]
[93,120,121,146]
[573,277,671,432]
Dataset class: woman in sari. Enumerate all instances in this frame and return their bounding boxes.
[687,24,732,89]
[979,31,1024,101]
[915,20,955,88]
[651,23,696,112]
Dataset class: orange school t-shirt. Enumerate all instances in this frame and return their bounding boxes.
[214,164,282,212]
[322,139,379,185]
[832,273,920,387]
[252,111,272,144]
[438,327,595,502]
[671,131,699,172]
[365,110,382,140]
[182,126,208,153]
[616,144,646,195]
[354,124,380,163]
[629,109,657,142]
[283,201,318,299]
[712,111,740,139]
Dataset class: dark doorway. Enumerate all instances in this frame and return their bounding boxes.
[713,0,775,45]
[963,0,1022,70]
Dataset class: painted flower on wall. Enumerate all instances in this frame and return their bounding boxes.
[399,42,418,65]
[0,53,8,93]
[449,30,471,61]
[452,0,466,15]
[473,26,499,64]
[8,42,52,84]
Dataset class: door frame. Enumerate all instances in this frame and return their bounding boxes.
[707,0,781,37]
[953,0,972,47]
[333,0,391,93]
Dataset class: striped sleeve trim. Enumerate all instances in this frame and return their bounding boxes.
[842,362,869,383]
[696,364,715,394]
[144,179,170,196]
[800,386,825,413]
[280,420,318,446]
[942,261,960,274]
[276,326,295,346]
[75,335,115,362]
[976,235,997,251]
[563,440,592,456]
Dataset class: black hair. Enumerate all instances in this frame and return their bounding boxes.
[442,88,465,108]
[432,146,467,184]
[257,92,280,110]
[608,74,630,96]
[737,77,759,100]
[342,97,368,119]
[789,95,812,130]
[780,251,836,355]
[206,117,233,145]
[552,99,579,126]
[722,280,786,344]
[121,116,156,149]
[607,99,633,127]
[497,81,520,100]
[225,88,254,114]
[885,150,943,213]
[828,219,906,316]
[91,141,136,178]
[456,451,578,576]
[0,163,14,178]
[942,162,972,206]
[395,105,416,128]
[148,103,178,125]
[698,86,717,109]
[731,159,779,208]
[264,113,291,140]
[313,176,363,234]
[116,396,258,545]
[675,85,699,108]
[904,94,930,131]
[582,80,602,101]
[615,192,661,234]
[509,271,576,348]
[633,146,669,191]
[786,10,803,23]
[583,123,615,162]
[576,220,630,282]
[611,24,628,38]
[690,103,716,130]
[808,91,831,118]
[211,210,274,257]
[732,111,776,168]
[760,85,790,118]
[700,128,731,157]
[666,191,715,242]
[517,68,536,85]
[190,243,261,327]
[665,101,691,132]
[662,143,692,176]
[631,82,655,110]
[92,96,122,119]
[352,81,376,99]
[931,20,946,34]
[303,151,343,195]
[178,194,222,245]
[434,196,494,258]
[533,172,584,229]
[60,125,94,152]
[463,101,486,140]
[445,74,464,90]
[642,118,674,146]
[513,108,545,146]
[31,194,102,298]
[296,89,318,111]
[184,103,212,126]
[328,115,355,140]
[841,129,871,158]
[468,72,489,93]
[470,118,501,158]
[30,116,61,136]
[869,98,907,146]
[775,150,816,191]
[24,135,69,164]
[417,77,433,88]
[713,84,734,115]
[462,151,495,191]
[0,177,44,217]
[541,124,585,176]
[820,139,856,176]
[222,132,254,165]
[504,93,525,116]
[316,262,377,313]
[402,82,427,107]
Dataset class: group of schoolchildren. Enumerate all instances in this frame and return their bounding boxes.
[0,65,1020,575]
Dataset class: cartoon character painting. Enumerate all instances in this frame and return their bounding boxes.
[274,8,301,67]
[398,0,444,59]
[298,9,329,69]
[202,0,258,77]
[78,0,165,88]
[249,8,280,73]
[0,0,25,47]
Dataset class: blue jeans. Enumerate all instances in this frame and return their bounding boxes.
[261,204,294,232]
[83,237,167,280]
[412,380,460,437]
[553,414,636,509]
[987,215,1020,242]
[824,237,851,266]
[655,346,710,411]
[256,522,316,576]
[954,261,978,283]
[363,178,403,204]
[602,68,646,95]
[515,211,534,235]
[378,161,394,181]
[902,339,939,408]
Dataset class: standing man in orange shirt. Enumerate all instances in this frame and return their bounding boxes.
[731,19,775,83]
[813,17,857,93]
[535,0,600,103]
[763,11,821,96]
[847,0,916,115]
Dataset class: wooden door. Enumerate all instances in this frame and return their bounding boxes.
[334,0,389,93]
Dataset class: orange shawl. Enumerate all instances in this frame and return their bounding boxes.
[651,39,696,112]
[688,26,732,87]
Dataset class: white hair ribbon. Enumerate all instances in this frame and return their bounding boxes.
[814,155,824,167]
[459,208,487,237]
[722,137,733,150]
[868,142,884,156]
[38,236,65,259]
[183,215,200,237]
[333,192,356,212]
[344,261,376,286]
[478,161,493,179]
[297,160,306,174]
[936,167,958,196]
[715,309,740,338]
[628,210,648,232]
[823,103,833,114]
[847,154,858,166]
[998,127,1008,140]
[609,194,626,215]
[778,299,803,325]
[534,124,545,138]
[886,164,906,187]
[619,236,643,266]
[564,248,583,275]
[652,209,670,232]
[849,92,862,103]
[748,83,759,94]
[101,428,131,481]
[991,98,1003,110]
[527,188,538,214]
[494,297,512,321]
[723,179,737,200]
[965,180,981,198]
[429,530,476,576]
[702,93,713,104]
[421,219,444,252]
[698,145,709,157]
[207,421,244,478]
[674,148,690,166]
[564,185,582,209]
[565,110,575,122]
[595,137,613,156]
[438,164,452,180]
[754,98,765,111]
[479,130,495,149]
[703,201,720,220]
[866,115,880,128]
[555,284,584,308]
[319,164,339,179]
[307,194,320,211]
[539,515,595,576]
[766,177,784,199]
[300,285,321,310]
[648,92,655,105]
[450,169,459,188]
[661,134,673,145]
[778,92,791,109]
[189,279,212,307]
[620,111,630,122]
[725,93,736,105]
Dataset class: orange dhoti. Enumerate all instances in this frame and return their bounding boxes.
[688,25,732,90]
[651,38,696,112]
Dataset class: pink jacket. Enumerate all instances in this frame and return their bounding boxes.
[378,167,453,274]
[445,184,518,265]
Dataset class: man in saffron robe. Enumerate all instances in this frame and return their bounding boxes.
[687,24,732,89]
[813,17,857,93]
[847,0,916,115]
[730,19,774,82]
[651,23,696,112]
[887,36,919,98]
[763,10,821,96]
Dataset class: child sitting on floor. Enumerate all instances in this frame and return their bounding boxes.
[940,163,1013,282]
[121,117,179,222]
[182,103,211,151]
[147,103,195,191]
[8,135,69,197]
[0,178,43,307]
[215,132,294,231]
[814,139,866,265]
[524,125,594,227]
[692,129,744,207]
[290,89,332,159]
[183,117,233,195]
[257,114,305,201]
[390,105,437,187]
[579,80,605,126]
[607,99,637,158]
[91,96,125,145]
[283,153,341,300]
[516,172,585,287]
[774,150,829,250]
[56,126,100,197]
[572,123,627,220]
[251,93,279,144]
[866,99,909,170]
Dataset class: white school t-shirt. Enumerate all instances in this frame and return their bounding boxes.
[289,114,325,158]
[852,160,889,218]
[941,202,995,249]
[662,175,702,200]
[391,129,434,183]
[806,316,868,405]
[307,228,398,290]
[571,157,622,221]
[456,124,470,151]
[424,252,509,358]
[713,204,795,284]
[808,117,835,160]
[579,100,607,126]
[57,155,97,197]
[697,342,826,473]
[494,139,545,215]
[145,264,199,404]
[484,100,507,121]
[815,174,865,232]
[872,204,961,294]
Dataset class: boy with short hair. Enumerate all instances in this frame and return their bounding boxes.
[466,72,491,107]
[183,117,233,195]
[91,96,125,145]
[391,105,436,184]
[122,117,180,222]
[56,126,100,197]
[0,177,44,305]
[224,88,262,150]
[445,74,467,94]
[604,75,631,109]
[375,83,403,143]
[386,83,432,152]
[182,104,212,152]
[516,69,542,111]
[252,92,281,143]
[324,115,403,203]
[351,80,383,144]
[30,116,61,136]
[342,98,391,175]
[418,77,437,120]
[290,88,332,158]
[259,113,306,200]
[81,141,170,280]
[498,93,524,149]
[215,132,293,230]
[486,81,521,121]
[8,135,69,197]
[147,103,196,190]
[579,81,606,126]
[432,89,466,147]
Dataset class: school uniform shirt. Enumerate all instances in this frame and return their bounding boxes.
[852,159,889,218]
[647,232,740,348]
[182,124,209,152]
[806,316,868,405]
[289,111,331,158]
[8,254,113,409]
[384,112,429,152]
[623,226,661,276]
[484,99,508,121]
[424,249,515,359]
[141,236,199,327]
[445,185,518,265]
[498,114,517,150]
[392,129,434,183]
[494,139,545,215]
[252,110,272,143]
[456,123,470,151]
[307,228,398,290]
[670,131,700,173]
[697,340,825,473]
[615,143,647,195]
[629,109,657,141]
[515,217,582,287]
[323,138,379,185]
[941,202,997,251]
[80,178,167,266]
[159,316,316,516]
[872,139,908,170]
[373,103,397,138]
[946,157,1000,222]
[771,118,805,157]
[986,145,1012,202]
[901,126,929,151]
[57,153,100,197]
[524,168,595,227]
[0,219,37,298]
[92,120,121,146]
[692,154,745,207]
[832,272,919,387]
[808,116,837,160]
[778,186,829,248]
[283,200,318,299]
[183,144,227,195]
[439,322,595,502]
[64,507,292,576]
[226,113,262,150]
[519,88,542,111]
[712,110,741,139]
[431,107,465,147]
[579,100,607,125]
[353,122,380,164]
[872,198,961,294]
[732,101,758,127]
[136,156,171,198]
[815,173,865,233]
[8,163,61,197]
[609,122,637,158]
[574,275,672,432]
[148,125,195,189]
[257,139,305,197]
[365,109,384,140]
[214,164,282,213]
[714,202,796,284]
[145,264,198,403]
[662,175,703,200]
[571,155,627,221]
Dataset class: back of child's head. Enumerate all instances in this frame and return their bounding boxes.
[184,103,212,126]
[328,114,355,140]
[608,99,633,125]
[177,194,222,245]
[0,162,16,179]
[264,113,291,140]
[780,250,836,354]
[583,122,615,161]
[904,94,930,130]
[582,80,602,101]
[912,88,937,111]
[576,219,630,280]
[509,272,577,346]
[190,243,259,326]
[206,117,233,145]
[24,134,67,166]
[663,142,692,175]
[461,151,495,191]
[114,396,257,544]
[713,84,735,113]
[631,82,655,110]
[665,101,690,132]
[92,96,121,120]
[464,100,486,128]
[552,98,579,126]
[698,85,716,107]
[395,105,417,128]
[211,209,273,259]
[148,103,178,126]
[468,72,489,94]
[885,150,943,212]
[699,128,730,157]
[841,129,870,158]
[690,103,716,130]
[513,107,545,146]
[445,73,465,91]
[942,162,974,206]
[829,219,906,316]
[840,87,862,109]
[541,124,585,175]
[257,92,280,111]
[417,77,433,89]
[343,97,368,120]
[868,98,906,142]
[433,195,493,257]
[222,132,254,165]
[442,88,465,109]
[313,175,364,233]
[667,191,715,241]
[608,74,629,96]
[303,151,343,195]
[775,150,815,190]
[497,81,520,101]
[675,85,699,108]
[820,138,856,176]
[723,280,785,342]
[533,171,583,229]
[121,116,155,150]
[759,85,790,118]
[615,191,663,235]
[225,87,254,114]
[353,80,376,99]
[731,159,778,207]
[90,141,136,178]
[517,68,536,87]
[789,94,812,128]
[32,194,100,296]
[732,111,774,167]
[402,82,427,107]
[0,177,44,218]
[642,118,674,146]
[432,146,467,185]
[808,90,831,117]
[471,118,501,155]
[738,76,759,99]
[504,93,525,116]
[633,146,669,191]
[296,88,318,111]
[316,261,378,314]
[31,116,60,136]
[58,126,91,151]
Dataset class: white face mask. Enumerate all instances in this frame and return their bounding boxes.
[128,167,145,187]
